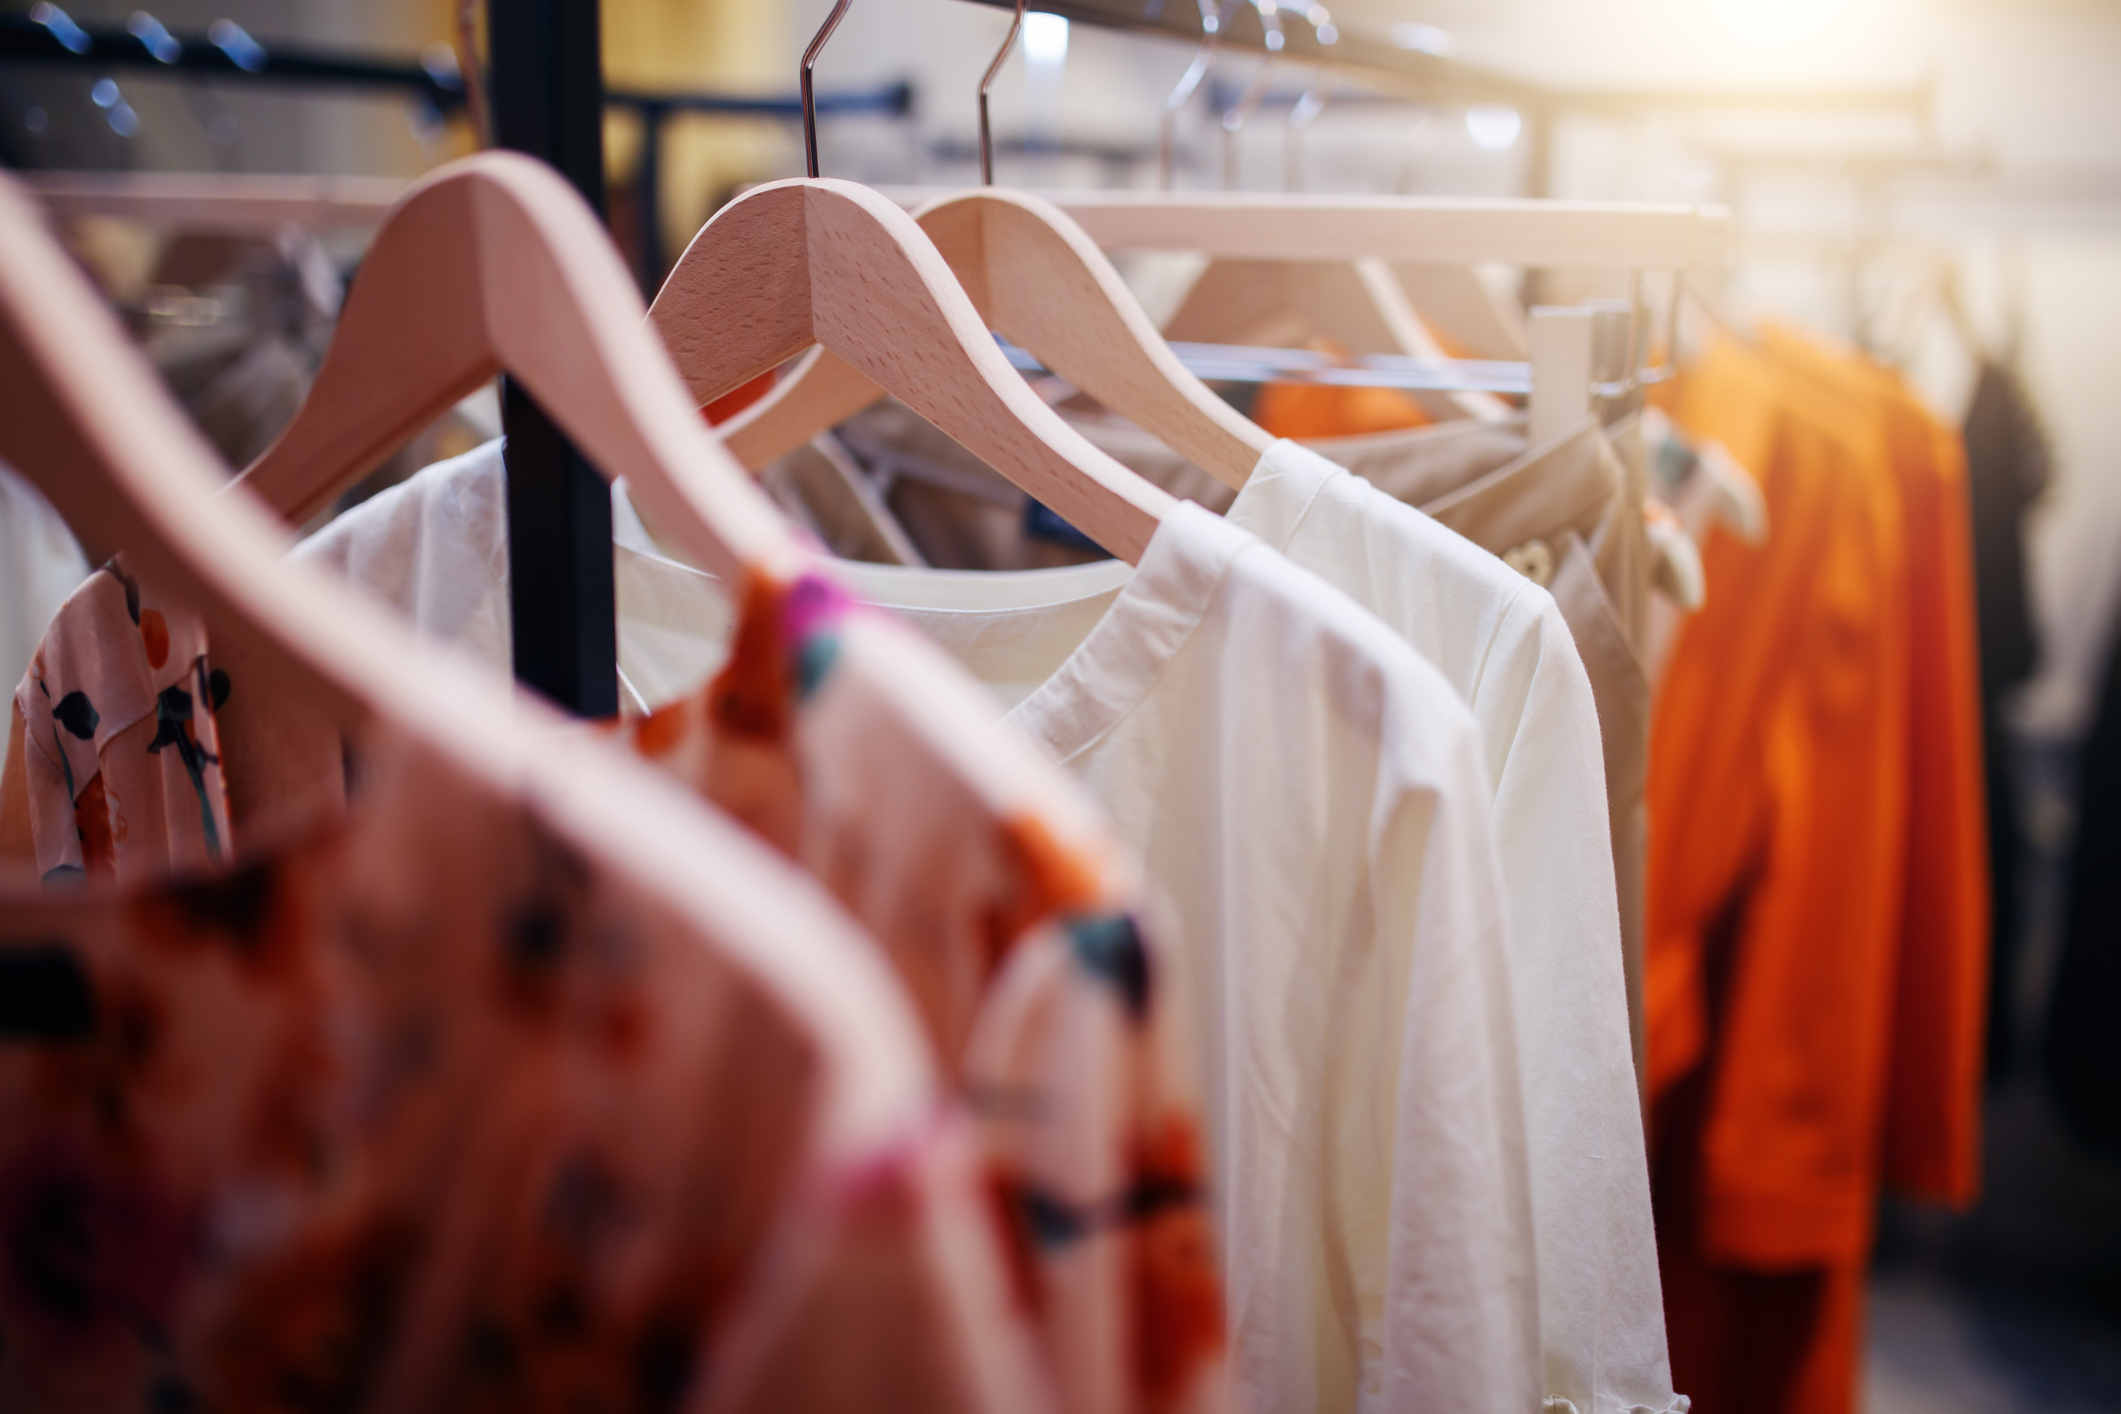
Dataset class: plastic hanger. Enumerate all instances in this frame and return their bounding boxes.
[230,150,801,591]
[714,0,1269,489]
[646,0,1177,565]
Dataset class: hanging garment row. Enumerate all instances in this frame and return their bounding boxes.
[0,5,1987,1414]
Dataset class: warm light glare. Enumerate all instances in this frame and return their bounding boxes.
[1688,0,1916,79]
[1390,22,1455,56]
[1465,103,1521,151]
[1023,11,1069,65]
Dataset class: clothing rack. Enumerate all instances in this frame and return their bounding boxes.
[2,4,890,718]
[482,0,612,716]
[0,12,911,292]
[953,0,1928,199]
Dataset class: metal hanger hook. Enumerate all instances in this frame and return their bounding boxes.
[978,0,1029,186]
[1219,0,1280,191]
[801,0,856,178]
[1283,65,1335,192]
[1159,0,1235,191]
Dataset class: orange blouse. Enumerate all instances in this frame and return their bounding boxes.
[1649,336,1922,1268]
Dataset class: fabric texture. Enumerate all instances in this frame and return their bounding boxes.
[0,459,89,701]
[550,466,1538,1414]
[0,704,1053,1414]
[1645,332,1989,1414]
[609,569,1229,1414]
[290,442,1231,1414]
[1077,412,1659,1098]
[7,559,233,888]
[784,507,1539,1414]
[286,440,1550,1413]
[1225,440,1674,1414]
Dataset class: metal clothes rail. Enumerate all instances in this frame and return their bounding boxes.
[952,0,1928,199]
[0,11,912,288]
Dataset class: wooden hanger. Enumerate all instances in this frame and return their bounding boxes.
[1156,255,1513,422]
[717,188,1273,488]
[713,2,1267,490]
[648,178,1174,564]
[211,149,1130,912]
[232,150,800,591]
[647,0,1175,565]
[0,169,954,1170]
[1163,41,1509,424]
[1078,194,1723,426]
[0,170,407,736]
[19,169,405,236]
[1008,191,1729,270]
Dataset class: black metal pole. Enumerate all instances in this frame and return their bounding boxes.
[487,0,617,717]
[636,99,666,292]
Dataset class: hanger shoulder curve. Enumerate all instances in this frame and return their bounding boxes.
[917,188,1269,486]
[234,151,797,587]
[650,179,1173,565]
[0,175,961,1109]
[717,188,1270,488]
[0,170,474,738]
[718,346,889,470]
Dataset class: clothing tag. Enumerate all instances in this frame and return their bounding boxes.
[1022,498,1106,553]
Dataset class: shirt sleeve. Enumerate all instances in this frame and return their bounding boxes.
[1369,698,1542,1414]
[1483,594,1678,1414]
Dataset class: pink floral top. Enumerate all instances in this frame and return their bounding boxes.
[11,560,231,886]
[3,558,1230,1414]
[0,712,1054,1414]
[615,572,1227,1414]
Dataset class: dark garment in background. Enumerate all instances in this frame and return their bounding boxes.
[1961,362,2051,1075]
[2045,625,2121,1148]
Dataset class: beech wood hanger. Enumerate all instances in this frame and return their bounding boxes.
[1011,191,1729,271]
[1028,192,1723,428]
[0,169,950,1166]
[645,0,1177,565]
[714,0,1270,489]
[1157,255,1514,422]
[231,150,798,591]
[649,178,1175,565]
[0,169,410,734]
[716,187,1271,486]
[210,149,1130,911]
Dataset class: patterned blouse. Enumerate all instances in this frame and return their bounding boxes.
[11,561,230,887]
[0,699,1054,1413]
[3,557,1229,1414]
[613,571,1227,1414]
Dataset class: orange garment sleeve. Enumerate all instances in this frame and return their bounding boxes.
[1651,337,1914,1268]
[1760,330,1989,1207]
[1877,405,1987,1206]
[1647,342,1831,1099]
